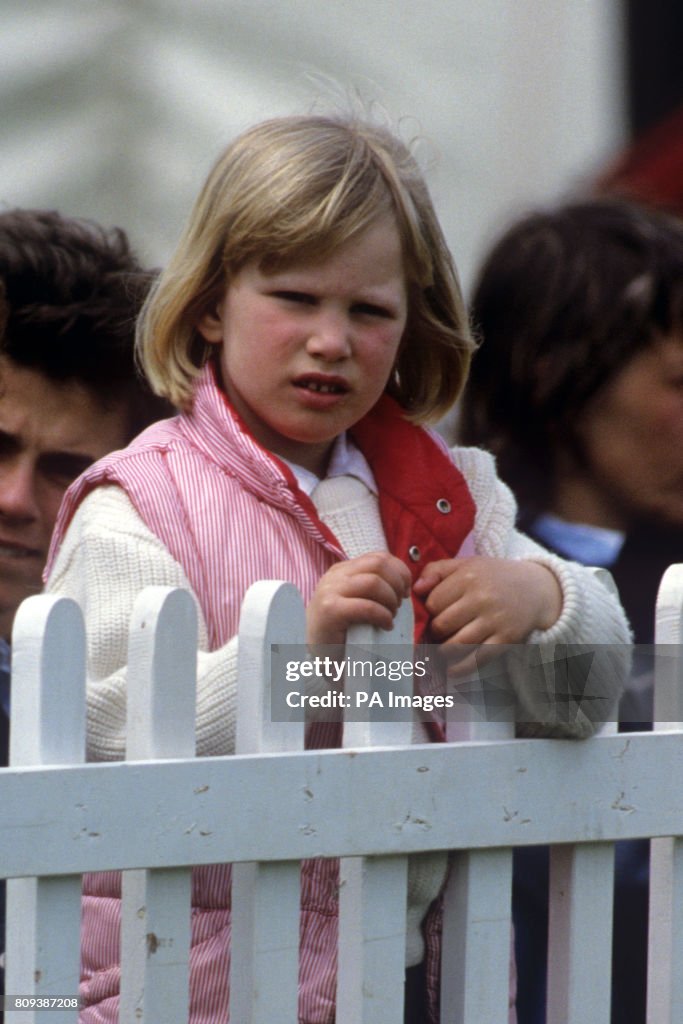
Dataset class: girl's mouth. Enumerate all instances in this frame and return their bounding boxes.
[293,375,349,395]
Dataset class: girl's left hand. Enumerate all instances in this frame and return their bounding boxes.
[413,556,563,651]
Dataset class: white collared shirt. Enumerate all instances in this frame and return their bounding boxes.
[279,432,378,497]
[532,513,625,568]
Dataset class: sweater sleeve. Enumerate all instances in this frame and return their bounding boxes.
[450,446,632,737]
[45,485,237,761]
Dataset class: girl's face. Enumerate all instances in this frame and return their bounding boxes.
[198,216,408,475]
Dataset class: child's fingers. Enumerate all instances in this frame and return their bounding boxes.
[306,552,412,646]
[360,552,412,598]
[316,571,408,618]
[416,559,488,615]
[432,594,524,647]
[413,558,459,596]
[422,572,472,621]
[330,552,412,602]
[331,596,399,632]
[433,606,496,647]
[356,552,413,598]
[429,558,562,644]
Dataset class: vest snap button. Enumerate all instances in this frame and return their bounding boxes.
[436,498,451,514]
[408,545,421,562]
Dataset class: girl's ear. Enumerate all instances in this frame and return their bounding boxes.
[196,305,225,345]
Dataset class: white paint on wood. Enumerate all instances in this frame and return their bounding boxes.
[337,602,414,1023]
[120,587,197,1024]
[3,731,683,873]
[231,582,306,1024]
[1,566,682,1022]
[235,580,305,753]
[647,565,683,1024]
[547,843,614,1024]
[440,848,513,1024]
[343,598,414,748]
[6,596,85,1024]
[337,855,409,1024]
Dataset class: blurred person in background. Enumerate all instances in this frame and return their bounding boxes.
[0,207,171,1009]
[459,197,683,1024]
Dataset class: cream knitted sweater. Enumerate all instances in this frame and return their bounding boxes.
[46,445,629,765]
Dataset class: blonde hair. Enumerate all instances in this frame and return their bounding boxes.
[138,114,474,421]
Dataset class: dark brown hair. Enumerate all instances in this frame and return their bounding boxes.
[460,198,683,510]
[0,208,172,438]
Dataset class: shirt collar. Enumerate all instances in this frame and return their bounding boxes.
[532,513,625,567]
[280,433,378,497]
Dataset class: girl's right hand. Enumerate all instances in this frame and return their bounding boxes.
[306,552,412,647]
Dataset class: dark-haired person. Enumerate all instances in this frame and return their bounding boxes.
[460,197,683,1024]
[0,207,171,1006]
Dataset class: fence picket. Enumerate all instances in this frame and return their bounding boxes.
[1,565,682,1023]
[440,847,513,1024]
[235,580,306,754]
[6,595,86,1024]
[440,638,515,1024]
[546,842,614,1023]
[341,598,413,748]
[546,570,621,1023]
[337,600,413,1024]
[119,586,198,1024]
[230,581,306,1024]
[648,564,683,1024]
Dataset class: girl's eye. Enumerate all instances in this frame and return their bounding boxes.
[272,291,316,305]
[353,303,392,319]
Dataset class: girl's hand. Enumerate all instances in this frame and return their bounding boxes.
[307,552,412,647]
[413,556,563,651]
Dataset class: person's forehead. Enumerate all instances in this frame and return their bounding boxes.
[0,356,129,454]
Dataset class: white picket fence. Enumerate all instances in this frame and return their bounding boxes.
[1,566,683,1024]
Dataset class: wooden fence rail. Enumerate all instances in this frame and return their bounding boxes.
[1,566,682,1023]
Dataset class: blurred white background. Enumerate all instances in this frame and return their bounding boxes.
[0,0,626,294]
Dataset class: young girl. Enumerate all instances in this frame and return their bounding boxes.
[44,116,630,1024]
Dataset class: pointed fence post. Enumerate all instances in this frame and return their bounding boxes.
[6,595,86,1024]
[545,566,618,1024]
[230,581,306,1024]
[546,841,614,1024]
[337,598,414,1024]
[441,637,514,1024]
[647,564,683,1024]
[120,586,197,1024]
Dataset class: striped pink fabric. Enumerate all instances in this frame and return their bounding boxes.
[47,362,477,1024]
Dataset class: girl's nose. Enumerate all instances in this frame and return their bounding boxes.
[305,311,352,361]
